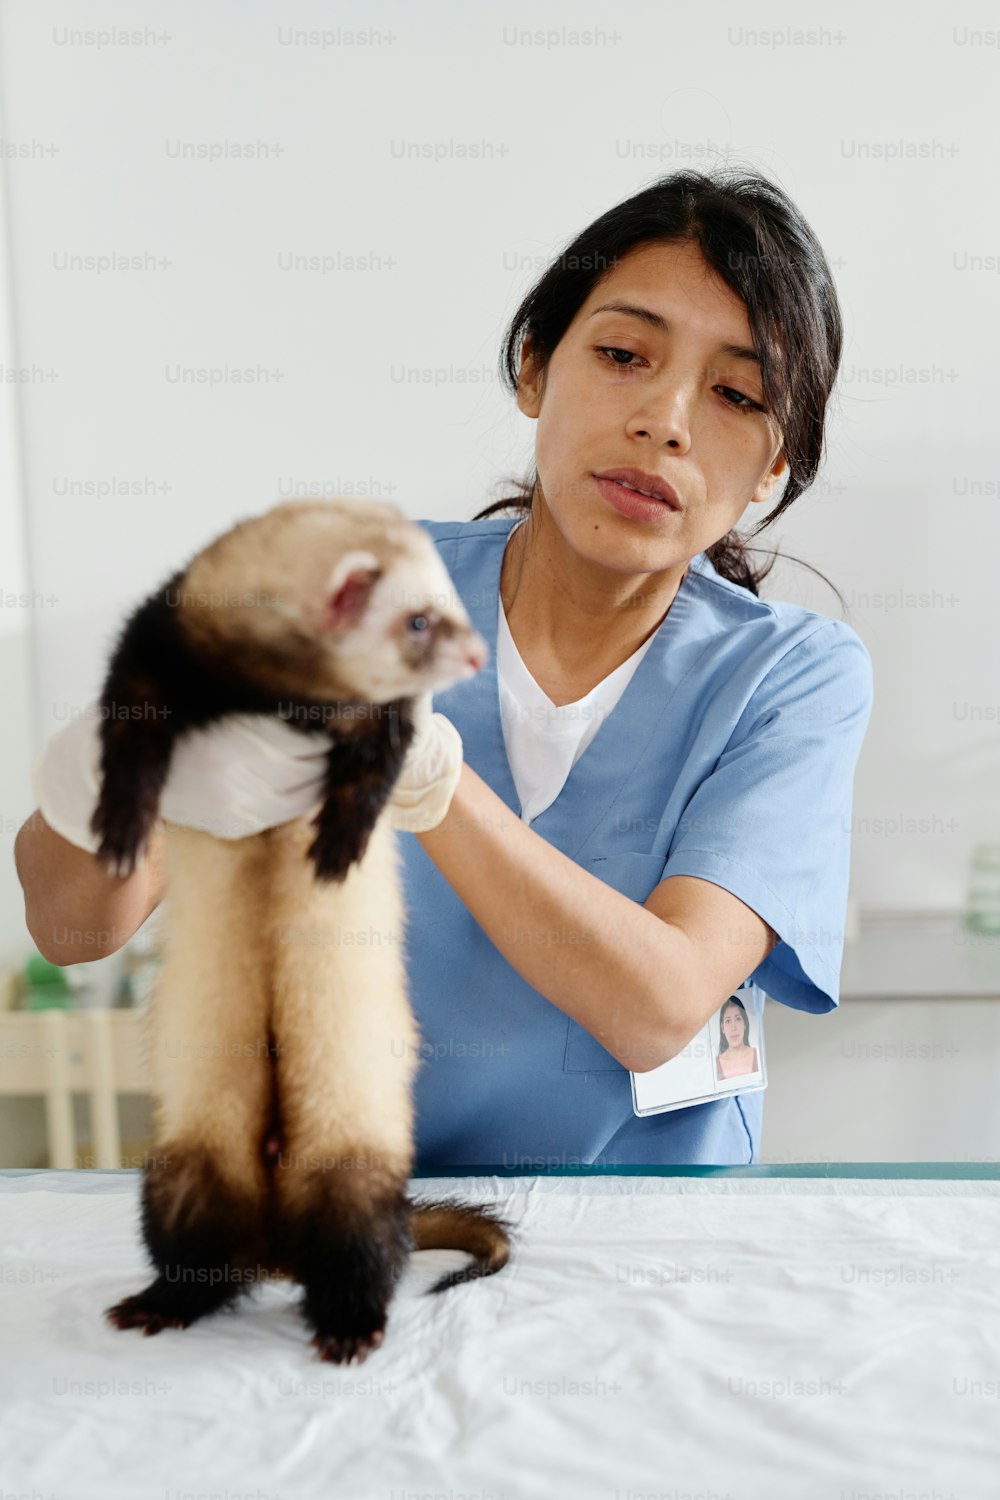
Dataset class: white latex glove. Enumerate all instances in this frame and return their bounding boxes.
[387,692,464,833]
[31,703,330,859]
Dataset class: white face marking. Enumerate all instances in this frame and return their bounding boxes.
[330,544,487,700]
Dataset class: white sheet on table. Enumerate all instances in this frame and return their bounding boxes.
[1,1171,999,1500]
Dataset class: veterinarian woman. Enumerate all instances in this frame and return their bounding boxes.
[17,169,872,1170]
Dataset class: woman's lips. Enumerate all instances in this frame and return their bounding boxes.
[593,474,683,523]
[593,468,681,508]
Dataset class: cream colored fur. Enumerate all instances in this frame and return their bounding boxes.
[146,810,417,1218]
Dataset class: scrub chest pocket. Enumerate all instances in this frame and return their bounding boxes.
[562,852,670,1073]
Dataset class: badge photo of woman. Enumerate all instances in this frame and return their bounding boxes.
[715,997,761,1085]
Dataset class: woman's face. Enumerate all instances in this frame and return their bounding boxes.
[722,1005,746,1046]
[516,238,788,573]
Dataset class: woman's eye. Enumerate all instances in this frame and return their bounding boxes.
[595,345,644,371]
[716,385,764,414]
[596,347,765,414]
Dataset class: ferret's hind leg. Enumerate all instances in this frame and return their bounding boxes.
[266,816,420,1364]
[106,1146,266,1333]
[274,1163,414,1365]
[107,825,275,1336]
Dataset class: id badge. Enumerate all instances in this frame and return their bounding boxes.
[630,982,768,1117]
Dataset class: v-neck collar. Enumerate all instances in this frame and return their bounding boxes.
[433,515,704,861]
[498,578,658,714]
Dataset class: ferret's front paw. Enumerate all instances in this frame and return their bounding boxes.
[105,1294,191,1335]
[91,803,150,880]
[306,827,371,883]
[311,1326,385,1366]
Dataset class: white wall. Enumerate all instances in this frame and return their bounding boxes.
[0,76,38,964]
[1,0,998,940]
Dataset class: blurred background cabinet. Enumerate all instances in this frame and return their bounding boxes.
[3,911,999,1169]
[761,911,1000,1163]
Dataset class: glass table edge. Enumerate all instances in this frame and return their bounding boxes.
[3,1163,1000,1181]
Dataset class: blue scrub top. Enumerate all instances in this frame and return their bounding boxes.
[400,515,874,1169]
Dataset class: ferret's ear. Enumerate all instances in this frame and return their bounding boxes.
[324,549,382,632]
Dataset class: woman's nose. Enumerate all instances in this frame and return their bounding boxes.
[626,374,692,451]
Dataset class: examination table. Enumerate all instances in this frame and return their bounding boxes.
[1,1164,997,1499]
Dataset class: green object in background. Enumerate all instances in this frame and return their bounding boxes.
[964,844,1000,935]
[22,953,73,1011]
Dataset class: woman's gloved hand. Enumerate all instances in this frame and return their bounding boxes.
[31,704,331,859]
[31,692,463,861]
[387,693,464,833]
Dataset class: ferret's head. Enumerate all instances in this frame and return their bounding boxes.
[175,499,489,703]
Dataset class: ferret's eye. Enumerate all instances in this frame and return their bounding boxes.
[405,613,435,635]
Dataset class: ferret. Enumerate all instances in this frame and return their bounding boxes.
[92,497,513,1365]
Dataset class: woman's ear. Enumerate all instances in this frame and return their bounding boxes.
[515,337,545,419]
[750,450,788,505]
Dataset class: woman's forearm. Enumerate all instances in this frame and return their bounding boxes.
[414,762,703,1072]
[14,810,165,966]
[15,771,697,1058]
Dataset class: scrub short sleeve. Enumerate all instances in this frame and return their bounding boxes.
[661,619,874,1014]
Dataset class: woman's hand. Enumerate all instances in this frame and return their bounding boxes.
[32,692,464,860]
[388,694,464,833]
[32,705,330,856]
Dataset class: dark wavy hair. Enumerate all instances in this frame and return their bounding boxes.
[474,168,844,603]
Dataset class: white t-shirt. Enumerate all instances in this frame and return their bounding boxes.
[497,519,659,825]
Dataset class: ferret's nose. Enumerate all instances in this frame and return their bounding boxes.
[466,635,489,672]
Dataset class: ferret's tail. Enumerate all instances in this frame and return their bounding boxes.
[407,1196,514,1294]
